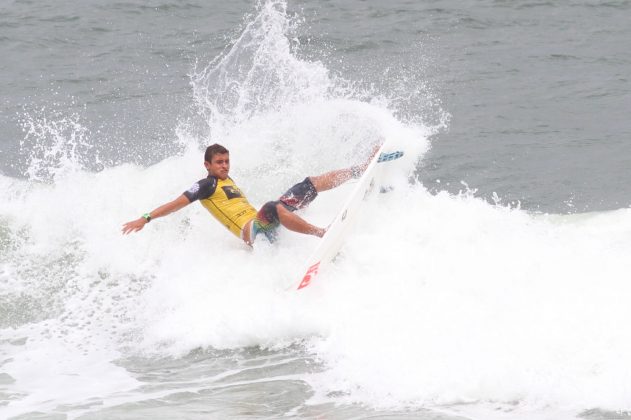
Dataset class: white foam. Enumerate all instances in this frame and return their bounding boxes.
[304,187,631,413]
[1,331,139,419]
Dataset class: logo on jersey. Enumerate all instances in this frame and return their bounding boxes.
[222,185,243,199]
[187,183,200,194]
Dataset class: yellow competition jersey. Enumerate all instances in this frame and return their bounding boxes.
[183,176,257,238]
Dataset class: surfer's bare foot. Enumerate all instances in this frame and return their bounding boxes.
[351,143,381,177]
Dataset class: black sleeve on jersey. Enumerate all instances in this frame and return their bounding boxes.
[183,177,218,202]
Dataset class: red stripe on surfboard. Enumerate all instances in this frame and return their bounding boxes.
[298,261,320,290]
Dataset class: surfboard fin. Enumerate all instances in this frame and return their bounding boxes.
[377,151,404,162]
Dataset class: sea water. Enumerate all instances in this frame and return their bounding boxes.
[1,1,631,419]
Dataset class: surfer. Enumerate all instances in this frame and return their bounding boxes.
[122,143,372,245]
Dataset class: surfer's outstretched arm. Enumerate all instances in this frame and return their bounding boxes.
[122,194,191,234]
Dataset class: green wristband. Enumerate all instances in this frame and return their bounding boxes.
[142,213,152,222]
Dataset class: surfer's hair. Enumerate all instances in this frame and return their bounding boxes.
[204,144,229,163]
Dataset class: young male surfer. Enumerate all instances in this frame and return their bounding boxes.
[122,144,372,245]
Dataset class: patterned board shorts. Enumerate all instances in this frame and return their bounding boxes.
[251,177,318,242]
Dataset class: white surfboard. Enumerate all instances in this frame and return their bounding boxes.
[295,145,403,290]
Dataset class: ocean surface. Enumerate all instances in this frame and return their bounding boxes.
[1,0,631,419]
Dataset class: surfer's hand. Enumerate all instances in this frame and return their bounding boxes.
[122,218,147,234]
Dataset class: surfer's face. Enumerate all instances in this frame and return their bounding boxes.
[205,152,230,180]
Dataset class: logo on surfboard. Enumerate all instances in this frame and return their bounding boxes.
[298,261,320,290]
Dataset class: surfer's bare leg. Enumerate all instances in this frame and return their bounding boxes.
[276,203,326,237]
[308,168,356,192]
[309,146,379,192]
